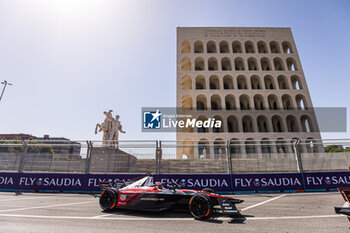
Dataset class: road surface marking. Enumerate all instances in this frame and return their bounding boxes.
[0,200,95,213]
[241,194,286,212]
[0,213,345,221]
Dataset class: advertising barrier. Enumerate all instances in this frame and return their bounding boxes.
[1,171,350,192]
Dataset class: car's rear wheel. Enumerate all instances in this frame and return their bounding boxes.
[189,194,213,220]
[99,189,118,211]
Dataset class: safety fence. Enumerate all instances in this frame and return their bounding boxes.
[0,139,350,192]
[1,139,350,174]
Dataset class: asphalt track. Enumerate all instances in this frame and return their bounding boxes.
[0,191,348,233]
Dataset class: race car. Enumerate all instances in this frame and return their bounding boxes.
[99,175,244,220]
[334,187,350,221]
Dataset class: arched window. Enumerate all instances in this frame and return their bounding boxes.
[234,57,245,70]
[273,58,284,71]
[257,41,268,53]
[296,94,307,109]
[248,57,258,70]
[261,58,271,71]
[270,41,280,53]
[230,138,241,156]
[181,75,192,90]
[209,75,220,89]
[291,75,302,89]
[257,116,269,132]
[237,75,247,89]
[197,117,208,133]
[195,75,206,89]
[208,57,218,70]
[282,41,293,54]
[276,138,287,153]
[223,75,233,89]
[272,115,284,132]
[214,138,225,159]
[198,139,210,158]
[261,138,272,154]
[182,139,194,159]
[286,58,298,71]
[196,95,207,110]
[301,115,314,132]
[232,41,242,53]
[277,75,288,89]
[181,40,191,53]
[240,95,250,110]
[221,57,232,70]
[225,95,236,110]
[195,57,205,70]
[227,116,239,132]
[194,41,204,53]
[211,94,222,110]
[264,75,275,89]
[268,95,279,110]
[305,138,317,153]
[181,95,193,110]
[254,95,265,110]
[242,116,254,132]
[286,115,299,132]
[245,139,256,155]
[251,75,261,89]
[219,41,229,53]
[245,41,255,53]
[207,41,217,53]
[282,94,293,110]
[181,57,191,71]
[213,115,224,133]
[182,117,194,133]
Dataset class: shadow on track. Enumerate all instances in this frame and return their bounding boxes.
[101,208,249,224]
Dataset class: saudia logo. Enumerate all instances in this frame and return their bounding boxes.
[234,178,302,187]
[19,177,82,187]
[0,176,14,185]
[160,178,229,188]
[143,109,222,130]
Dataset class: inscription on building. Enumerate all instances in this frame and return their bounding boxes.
[204,29,266,38]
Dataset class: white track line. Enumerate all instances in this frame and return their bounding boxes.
[0,196,57,202]
[91,214,113,218]
[246,215,345,220]
[0,200,95,213]
[0,213,345,221]
[241,194,286,212]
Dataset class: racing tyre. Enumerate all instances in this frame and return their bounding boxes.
[189,194,213,220]
[202,188,215,194]
[99,189,118,211]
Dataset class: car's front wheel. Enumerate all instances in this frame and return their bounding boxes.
[189,194,213,220]
[99,189,118,211]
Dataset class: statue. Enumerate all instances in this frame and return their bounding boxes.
[95,110,126,147]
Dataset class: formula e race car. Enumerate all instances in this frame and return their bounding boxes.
[334,187,350,221]
[99,175,244,220]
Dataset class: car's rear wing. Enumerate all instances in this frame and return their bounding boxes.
[99,181,113,191]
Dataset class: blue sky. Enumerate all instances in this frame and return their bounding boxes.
[0,0,349,141]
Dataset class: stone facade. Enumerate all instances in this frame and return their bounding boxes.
[176,27,322,159]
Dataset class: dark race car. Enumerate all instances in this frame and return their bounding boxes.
[334,187,350,221]
[99,175,244,220]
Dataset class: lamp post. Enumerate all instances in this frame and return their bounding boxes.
[0,80,13,102]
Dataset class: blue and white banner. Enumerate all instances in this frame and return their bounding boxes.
[0,172,349,192]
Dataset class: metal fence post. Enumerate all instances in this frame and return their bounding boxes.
[155,141,162,175]
[226,140,233,174]
[85,141,92,174]
[293,139,304,173]
[18,139,28,173]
